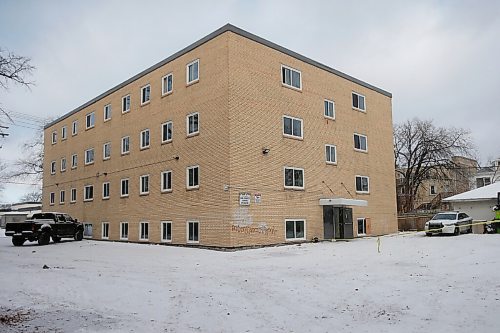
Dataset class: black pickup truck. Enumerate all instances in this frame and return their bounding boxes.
[5,212,84,246]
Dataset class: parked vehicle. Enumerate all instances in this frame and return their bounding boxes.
[5,212,84,246]
[425,211,473,236]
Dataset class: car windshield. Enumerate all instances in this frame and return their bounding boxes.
[432,213,457,220]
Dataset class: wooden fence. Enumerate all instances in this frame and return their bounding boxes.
[398,214,434,231]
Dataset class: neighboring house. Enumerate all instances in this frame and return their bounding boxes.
[471,157,500,189]
[0,212,28,228]
[396,156,477,213]
[42,24,397,248]
[0,202,42,228]
[443,181,500,221]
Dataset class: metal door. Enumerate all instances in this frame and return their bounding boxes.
[323,206,334,239]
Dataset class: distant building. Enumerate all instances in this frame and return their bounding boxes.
[472,157,500,189]
[443,181,500,221]
[0,201,41,228]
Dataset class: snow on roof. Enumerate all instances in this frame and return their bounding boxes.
[443,181,500,202]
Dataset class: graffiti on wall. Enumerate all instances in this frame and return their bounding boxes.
[231,223,277,236]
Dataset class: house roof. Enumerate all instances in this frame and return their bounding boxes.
[443,181,500,202]
[44,24,392,129]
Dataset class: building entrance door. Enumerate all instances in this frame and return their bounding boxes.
[323,206,353,239]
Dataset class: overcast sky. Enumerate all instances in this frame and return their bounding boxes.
[1,0,499,203]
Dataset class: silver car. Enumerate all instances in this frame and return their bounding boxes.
[425,211,473,236]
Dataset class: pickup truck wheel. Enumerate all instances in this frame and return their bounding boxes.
[12,236,25,246]
[38,232,51,246]
[52,236,61,243]
[74,229,83,241]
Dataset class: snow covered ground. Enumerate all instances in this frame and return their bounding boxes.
[1,232,499,332]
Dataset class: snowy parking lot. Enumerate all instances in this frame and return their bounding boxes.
[1,231,499,333]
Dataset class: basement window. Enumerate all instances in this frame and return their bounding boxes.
[187,221,199,243]
[102,222,109,239]
[285,219,305,240]
[120,222,129,240]
[161,221,172,242]
[140,222,149,241]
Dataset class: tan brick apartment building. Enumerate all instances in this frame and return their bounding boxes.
[43,24,397,248]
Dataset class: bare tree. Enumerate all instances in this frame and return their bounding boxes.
[394,118,475,213]
[9,131,44,182]
[20,191,42,202]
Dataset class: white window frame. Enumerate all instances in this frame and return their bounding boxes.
[140,174,150,195]
[325,144,337,165]
[161,121,173,143]
[49,192,55,205]
[121,136,130,155]
[285,219,306,241]
[186,220,199,243]
[51,131,57,144]
[71,154,77,169]
[281,64,302,90]
[84,223,93,238]
[162,73,173,95]
[59,190,65,204]
[101,222,109,240]
[70,188,77,203]
[61,126,67,140]
[355,175,370,194]
[102,182,110,199]
[186,59,199,85]
[120,222,129,240]
[84,185,94,201]
[72,120,78,136]
[140,129,150,149]
[284,166,305,190]
[161,221,172,243]
[354,133,368,152]
[60,157,67,172]
[161,170,173,193]
[324,99,335,119]
[103,142,111,160]
[84,148,95,165]
[430,185,437,195]
[186,112,199,137]
[141,84,151,105]
[122,94,131,113]
[50,161,56,175]
[139,221,149,241]
[352,92,366,112]
[85,112,95,129]
[120,178,129,197]
[282,115,303,139]
[357,218,367,236]
[104,104,112,121]
[186,165,200,190]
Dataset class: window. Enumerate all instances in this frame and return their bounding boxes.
[121,178,129,197]
[84,185,94,201]
[61,157,67,172]
[324,99,335,119]
[141,84,151,105]
[103,142,111,160]
[187,112,199,136]
[70,188,77,203]
[120,222,129,240]
[281,65,301,90]
[187,166,199,189]
[104,104,112,121]
[162,121,173,143]
[122,94,131,113]
[161,221,172,242]
[49,192,55,205]
[121,136,130,155]
[72,120,78,135]
[476,177,491,188]
[357,218,366,236]
[186,59,199,84]
[283,116,303,139]
[355,176,369,193]
[140,175,149,195]
[71,154,78,169]
[161,170,172,192]
[85,148,95,165]
[352,92,366,111]
[284,167,304,189]
[102,222,109,239]
[61,126,67,140]
[430,185,437,195]
[139,222,149,241]
[325,145,337,164]
[354,133,368,152]
[50,161,56,175]
[102,182,110,199]
[140,129,150,149]
[162,73,173,95]
[187,221,199,243]
[285,220,305,240]
[59,190,65,204]
[51,131,57,144]
[84,223,93,237]
[86,112,95,129]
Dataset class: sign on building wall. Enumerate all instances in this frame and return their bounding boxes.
[239,192,251,206]
[254,193,262,204]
